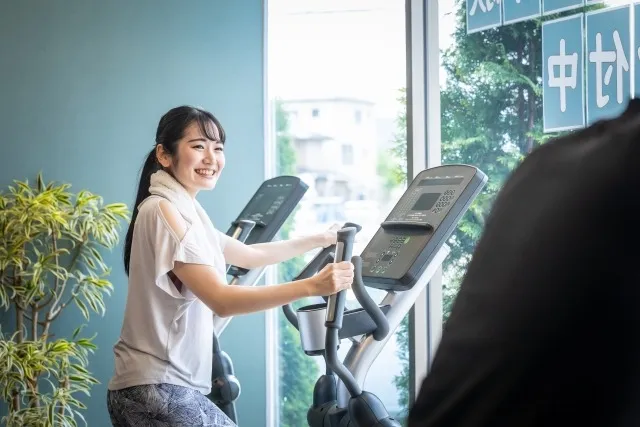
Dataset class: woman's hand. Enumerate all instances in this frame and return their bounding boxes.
[321,223,342,248]
[308,261,354,296]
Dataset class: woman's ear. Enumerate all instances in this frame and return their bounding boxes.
[156,144,172,168]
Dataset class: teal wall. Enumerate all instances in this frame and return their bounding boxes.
[0,1,267,426]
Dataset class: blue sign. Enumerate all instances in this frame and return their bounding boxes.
[467,0,502,34]
[586,5,632,125]
[503,0,541,25]
[542,0,584,16]
[542,14,585,133]
[635,4,640,98]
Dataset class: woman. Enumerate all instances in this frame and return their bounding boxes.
[107,106,354,426]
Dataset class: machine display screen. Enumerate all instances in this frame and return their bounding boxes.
[381,254,393,262]
[412,193,440,211]
[242,184,293,222]
[418,177,463,186]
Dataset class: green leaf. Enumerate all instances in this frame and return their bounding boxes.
[71,326,84,340]
[75,338,97,350]
[70,364,89,375]
[74,298,90,321]
[48,402,56,425]
[73,410,87,427]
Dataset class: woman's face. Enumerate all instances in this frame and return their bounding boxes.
[157,120,225,197]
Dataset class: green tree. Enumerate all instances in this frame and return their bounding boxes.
[437,0,606,317]
[275,99,320,427]
[439,0,545,275]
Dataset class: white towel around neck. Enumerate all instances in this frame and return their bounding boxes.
[147,169,215,231]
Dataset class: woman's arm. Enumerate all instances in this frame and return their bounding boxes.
[172,260,352,317]
[159,201,353,317]
[222,224,340,270]
[173,261,307,316]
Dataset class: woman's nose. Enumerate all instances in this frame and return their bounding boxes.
[203,150,215,165]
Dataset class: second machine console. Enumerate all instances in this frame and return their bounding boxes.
[225,175,308,277]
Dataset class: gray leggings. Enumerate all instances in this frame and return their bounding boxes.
[107,384,237,426]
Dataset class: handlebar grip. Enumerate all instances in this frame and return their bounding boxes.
[282,304,299,330]
[335,226,357,263]
[343,222,363,233]
[325,226,358,328]
[281,223,363,330]
[350,256,389,340]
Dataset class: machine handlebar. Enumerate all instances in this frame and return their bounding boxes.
[282,222,362,330]
[350,256,389,341]
[324,226,358,328]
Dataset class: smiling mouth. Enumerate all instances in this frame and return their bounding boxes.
[195,169,216,177]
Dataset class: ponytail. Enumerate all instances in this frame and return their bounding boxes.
[124,147,160,275]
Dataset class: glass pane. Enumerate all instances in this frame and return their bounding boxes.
[437,1,620,320]
[267,0,409,425]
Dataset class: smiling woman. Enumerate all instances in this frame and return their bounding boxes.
[105,106,356,427]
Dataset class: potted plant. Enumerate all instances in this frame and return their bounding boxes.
[0,174,129,426]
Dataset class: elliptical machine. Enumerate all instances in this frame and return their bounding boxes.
[283,164,487,426]
[206,175,308,423]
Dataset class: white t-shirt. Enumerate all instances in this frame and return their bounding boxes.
[108,195,229,395]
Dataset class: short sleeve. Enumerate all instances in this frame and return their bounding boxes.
[149,204,213,299]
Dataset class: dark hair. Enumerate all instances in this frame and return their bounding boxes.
[123,105,226,275]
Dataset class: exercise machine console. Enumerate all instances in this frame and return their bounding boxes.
[283,164,487,426]
[207,175,308,424]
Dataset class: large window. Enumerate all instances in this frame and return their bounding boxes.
[437,0,626,322]
[267,0,410,425]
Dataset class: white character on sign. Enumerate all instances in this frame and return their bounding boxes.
[470,0,500,15]
[589,30,629,108]
[548,39,578,113]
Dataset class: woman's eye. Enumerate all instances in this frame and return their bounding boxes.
[193,145,204,150]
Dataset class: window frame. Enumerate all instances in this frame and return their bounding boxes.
[406,0,443,403]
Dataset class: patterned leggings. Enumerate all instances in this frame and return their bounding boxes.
[107,384,237,426]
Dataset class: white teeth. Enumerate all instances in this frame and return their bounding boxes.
[195,169,215,176]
